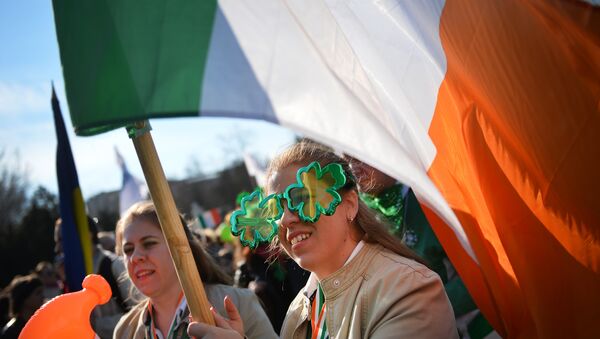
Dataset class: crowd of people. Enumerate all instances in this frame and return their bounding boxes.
[1,140,494,338]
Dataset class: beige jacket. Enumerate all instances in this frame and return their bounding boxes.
[113,284,277,339]
[280,243,458,339]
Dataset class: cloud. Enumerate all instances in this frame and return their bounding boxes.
[0,82,50,116]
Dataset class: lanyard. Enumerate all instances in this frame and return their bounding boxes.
[310,284,328,339]
[147,292,185,339]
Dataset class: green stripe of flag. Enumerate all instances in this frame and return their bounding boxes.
[52,0,218,136]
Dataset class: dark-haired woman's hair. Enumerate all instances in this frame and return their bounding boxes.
[7,274,42,317]
[267,139,425,265]
[115,201,232,301]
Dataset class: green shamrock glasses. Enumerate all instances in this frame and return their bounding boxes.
[231,161,349,248]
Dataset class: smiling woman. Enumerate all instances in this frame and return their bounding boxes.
[190,140,459,339]
[113,201,277,339]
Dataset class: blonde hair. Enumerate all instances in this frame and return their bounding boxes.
[115,201,232,289]
[267,139,425,265]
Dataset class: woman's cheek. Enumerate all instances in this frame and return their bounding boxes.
[125,259,134,278]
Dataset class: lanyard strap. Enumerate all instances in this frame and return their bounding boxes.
[147,292,185,339]
[310,284,328,339]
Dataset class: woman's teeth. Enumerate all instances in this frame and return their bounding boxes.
[136,270,154,279]
[290,233,311,245]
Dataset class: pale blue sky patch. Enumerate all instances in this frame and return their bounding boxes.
[0,81,51,116]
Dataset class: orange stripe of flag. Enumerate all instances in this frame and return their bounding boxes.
[428,0,600,337]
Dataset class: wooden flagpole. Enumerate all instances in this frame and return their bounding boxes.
[127,121,214,325]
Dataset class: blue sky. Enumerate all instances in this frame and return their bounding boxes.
[0,1,296,199]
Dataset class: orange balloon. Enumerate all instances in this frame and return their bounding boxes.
[19,274,112,339]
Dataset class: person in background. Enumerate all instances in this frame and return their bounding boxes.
[52,254,66,294]
[98,231,117,253]
[0,275,44,339]
[189,140,457,338]
[54,217,134,338]
[345,156,494,338]
[33,261,61,301]
[113,201,277,339]
[233,242,304,335]
[191,224,236,280]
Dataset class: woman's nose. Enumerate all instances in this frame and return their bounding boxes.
[130,247,146,263]
[280,202,300,228]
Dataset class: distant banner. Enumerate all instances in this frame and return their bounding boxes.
[198,209,221,229]
[116,148,147,217]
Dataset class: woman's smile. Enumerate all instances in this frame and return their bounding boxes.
[289,231,314,254]
[289,232,312,246]
[134,268,156,282]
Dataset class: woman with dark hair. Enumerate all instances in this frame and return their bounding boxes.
[113,201,276,339]
[189,140,457,338]
[1,274,44,339]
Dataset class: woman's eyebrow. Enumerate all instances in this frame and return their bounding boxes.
[139,235,159,242]
[123,235,159,245]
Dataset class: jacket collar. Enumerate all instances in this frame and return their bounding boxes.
[300,242,380,304]
[319,243,379,300]
[303,241,365,298]
[291,243,381,334]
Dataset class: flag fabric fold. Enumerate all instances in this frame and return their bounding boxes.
[429,2,600,337]
[52,87,93,291]
[53,0,600,337]
[115,147,147,217]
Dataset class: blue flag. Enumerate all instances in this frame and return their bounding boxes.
[52,86,93,291]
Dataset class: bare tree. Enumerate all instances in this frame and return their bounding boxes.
[185,123,253,179]
[216,123,252,167]
[0,148,29,236]
[185,156,209,178]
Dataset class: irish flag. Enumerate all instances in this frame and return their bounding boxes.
[53,0,600,337]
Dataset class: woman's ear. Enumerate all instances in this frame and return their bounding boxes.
[343,190,359,222]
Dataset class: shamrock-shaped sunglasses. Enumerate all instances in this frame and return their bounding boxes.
[231,161,352,248]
